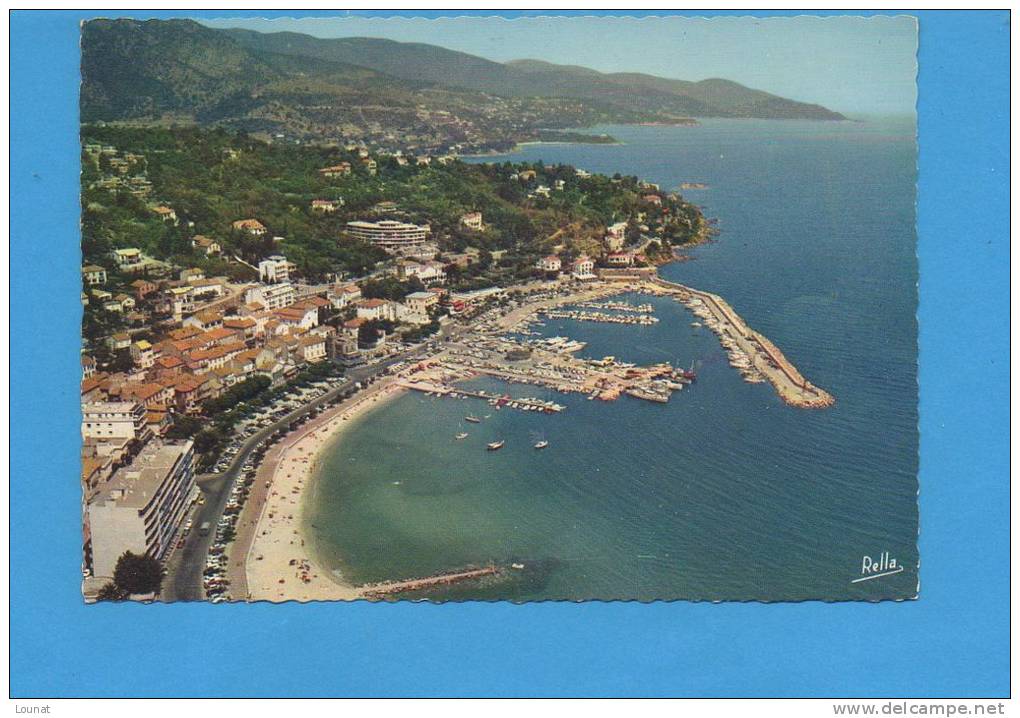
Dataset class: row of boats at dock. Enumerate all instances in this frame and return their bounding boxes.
[540,309,659,326]
[683,296,767,384]
[575,300,655,313]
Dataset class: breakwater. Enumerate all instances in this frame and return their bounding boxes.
[644,277,835,408]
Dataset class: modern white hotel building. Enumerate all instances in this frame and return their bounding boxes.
[87,440,196,579]
[345,219,430,252]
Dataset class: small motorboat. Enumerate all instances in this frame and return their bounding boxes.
[534,440,549,449]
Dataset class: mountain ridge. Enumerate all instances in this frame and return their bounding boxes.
[81,19,846,152]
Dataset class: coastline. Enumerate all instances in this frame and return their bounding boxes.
[236,267,834,602]
[238,377,406,602]
[457,138,623,159]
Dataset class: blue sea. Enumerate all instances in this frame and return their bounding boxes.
[306,119,919,601]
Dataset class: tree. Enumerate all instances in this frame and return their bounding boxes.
[625,217,642,244]
[96,581,126,602]
[112,551,163,596]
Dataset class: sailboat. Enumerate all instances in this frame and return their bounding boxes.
[534,440,549,450]
[455,432,469,440]
[487,440,505,451]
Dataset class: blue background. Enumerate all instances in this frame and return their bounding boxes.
[10,10,1009,697]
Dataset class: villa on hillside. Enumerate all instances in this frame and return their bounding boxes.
[232,219,267,236]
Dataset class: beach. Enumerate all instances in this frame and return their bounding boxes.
[236,377,406,602]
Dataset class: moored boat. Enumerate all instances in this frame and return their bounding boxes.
[465,415,482,423]
[455,432,469,439]
[534,440,549,449]
[487,440,505,451]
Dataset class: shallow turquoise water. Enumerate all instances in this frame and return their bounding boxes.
[306,119,918,601]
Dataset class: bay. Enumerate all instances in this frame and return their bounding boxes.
[306,118,919,601]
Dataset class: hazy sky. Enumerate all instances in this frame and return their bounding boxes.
[200,14,917,116]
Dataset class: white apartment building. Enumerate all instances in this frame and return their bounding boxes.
[167,286,195,320]
[327,283,362,310]
[87,440,195,579]
[82,265,107,286]
[112,248,144,270]
[460,212,483,230]
[81,401,150,443]
[258,255,295,284]
[245,282,296,311]
[397,259,447,285]
[606,221,628,251]
[356,298,398,322]
[537,255,562,274]
[403,291,440,321]
[571,255,596,280]
[130,340,157,369]
[345,220,430,252]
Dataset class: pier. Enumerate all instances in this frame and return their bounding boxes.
[645,277,835,408]
[359,565,502,598]
[399,378,566,413]
[540,309,659,325]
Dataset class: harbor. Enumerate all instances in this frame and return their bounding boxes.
[242,272,835,602]
[399,336,695,406]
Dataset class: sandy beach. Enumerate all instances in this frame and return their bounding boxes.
[239,377,406,602]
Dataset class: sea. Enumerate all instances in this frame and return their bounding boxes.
[305,118,919,601]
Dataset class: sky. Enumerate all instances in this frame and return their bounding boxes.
[200,14,917,116]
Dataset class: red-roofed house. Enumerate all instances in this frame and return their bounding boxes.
[232,218,267,236]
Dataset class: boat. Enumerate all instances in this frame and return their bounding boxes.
[487,440,505,451]
[691,322,702,328]
[455,432,469,440]
[465,415,482,423]
[534,440,549,449]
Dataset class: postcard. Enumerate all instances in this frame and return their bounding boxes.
[79,14,919,603]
